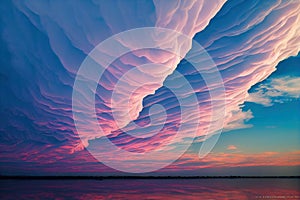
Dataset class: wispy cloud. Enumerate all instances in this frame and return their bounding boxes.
[164,150,300,171]
[223,109,253,132]
[246,76,300,107]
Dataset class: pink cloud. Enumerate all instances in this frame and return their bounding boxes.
[1,0,300,174]
[227,145,237,150]
[163,150,300,171]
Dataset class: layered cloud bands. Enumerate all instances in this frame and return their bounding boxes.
[0,0,300,173]
[195,0,300,131]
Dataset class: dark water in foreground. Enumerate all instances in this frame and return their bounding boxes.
[0,179,299,199]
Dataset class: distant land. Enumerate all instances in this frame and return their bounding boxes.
[1,175,299,180]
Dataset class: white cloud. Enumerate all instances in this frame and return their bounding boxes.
[223,108,253,131]
[246,76,300,106]
[223,76,300,133]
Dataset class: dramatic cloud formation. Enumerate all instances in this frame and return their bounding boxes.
[247,76,300,106]
[195,0,300,133]
[0,0,300,174]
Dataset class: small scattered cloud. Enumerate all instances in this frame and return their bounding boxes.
[246,76,300,107]
[223,109,253,132]
[227,145,237,150]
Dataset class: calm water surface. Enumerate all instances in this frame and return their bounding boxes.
[0,179,299,199]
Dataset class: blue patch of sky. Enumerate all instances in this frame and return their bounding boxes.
[211,52,300,153]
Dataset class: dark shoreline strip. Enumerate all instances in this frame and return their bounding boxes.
[0,176,299,180]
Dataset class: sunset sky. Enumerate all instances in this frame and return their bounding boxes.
[0,0,299,176]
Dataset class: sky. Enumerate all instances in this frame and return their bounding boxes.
[0,0,299,176]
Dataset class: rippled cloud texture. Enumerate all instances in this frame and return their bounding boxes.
[0,0,299,174]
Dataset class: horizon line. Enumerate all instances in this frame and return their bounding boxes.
[1,175,299,180]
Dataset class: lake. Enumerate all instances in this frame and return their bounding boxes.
[0,178,299,199]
